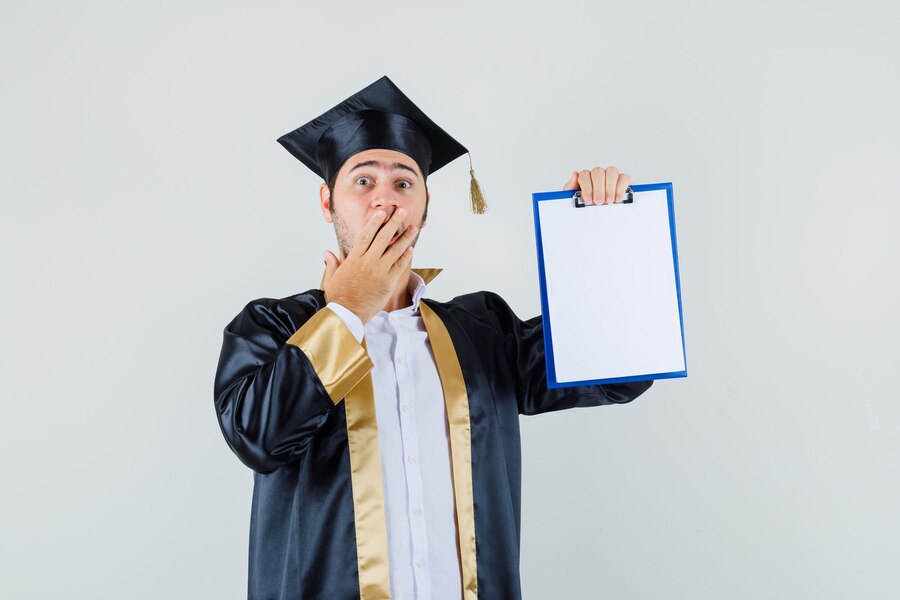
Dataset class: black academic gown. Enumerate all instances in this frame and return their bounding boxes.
[214,277,653,600]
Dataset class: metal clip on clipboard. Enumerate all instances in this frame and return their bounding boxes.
[573,187,634,208]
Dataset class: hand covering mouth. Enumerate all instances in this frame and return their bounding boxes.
[388,227,404,245]
[379,210,404,245]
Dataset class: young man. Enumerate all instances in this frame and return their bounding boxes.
[214,76,652,600]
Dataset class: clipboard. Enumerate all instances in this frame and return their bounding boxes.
[531,182,687,388]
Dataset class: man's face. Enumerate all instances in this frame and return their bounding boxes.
[319,148,429,259]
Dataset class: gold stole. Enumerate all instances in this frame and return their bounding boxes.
[342,298,479,599]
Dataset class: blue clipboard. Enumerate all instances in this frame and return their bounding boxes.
[532,182,687,388]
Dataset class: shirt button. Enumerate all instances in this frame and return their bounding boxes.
[413,507,422,516]
[416,560,426,569]
[407,455,417,464]
[402,404,410,413]
[397,355,406,365]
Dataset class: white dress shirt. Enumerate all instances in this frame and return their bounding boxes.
[326,271,461,600]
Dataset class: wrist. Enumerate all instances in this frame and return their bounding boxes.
[328,296,370,324]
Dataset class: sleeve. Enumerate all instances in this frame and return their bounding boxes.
[326,301,365,343]
[213,298,373,473]
[483,292,653,415]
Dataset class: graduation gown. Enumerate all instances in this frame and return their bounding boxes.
[214,271,653,600]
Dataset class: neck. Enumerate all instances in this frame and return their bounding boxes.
[384,267,413,312]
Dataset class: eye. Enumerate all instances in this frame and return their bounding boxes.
[396,180,412,189]
[355,176,372,185]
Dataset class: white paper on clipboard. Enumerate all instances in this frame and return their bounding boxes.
[532,183,687,387]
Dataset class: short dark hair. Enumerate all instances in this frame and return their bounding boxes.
[327,171,430,222]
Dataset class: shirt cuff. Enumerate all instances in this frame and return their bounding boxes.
[326,302,365,343]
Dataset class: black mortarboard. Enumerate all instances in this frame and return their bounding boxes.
[277,75,486,214]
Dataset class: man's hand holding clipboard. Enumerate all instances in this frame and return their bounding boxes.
[561,165,633,205]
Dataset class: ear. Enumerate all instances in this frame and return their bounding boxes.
[319,182,333,223]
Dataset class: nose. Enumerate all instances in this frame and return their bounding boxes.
[369,181,400,214]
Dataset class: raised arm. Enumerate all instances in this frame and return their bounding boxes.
[213,294,372,473]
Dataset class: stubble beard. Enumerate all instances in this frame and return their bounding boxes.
[332,211,424,260]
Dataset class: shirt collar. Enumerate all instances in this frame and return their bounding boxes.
[408,270,429,313]
[407,268,441,313]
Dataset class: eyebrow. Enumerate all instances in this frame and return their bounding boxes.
[347,160,420,178]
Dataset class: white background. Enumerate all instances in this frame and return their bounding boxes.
[2,1,898,598]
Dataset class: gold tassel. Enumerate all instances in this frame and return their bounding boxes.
[468,152,487,215]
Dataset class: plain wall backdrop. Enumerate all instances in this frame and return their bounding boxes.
[2,1,898,598]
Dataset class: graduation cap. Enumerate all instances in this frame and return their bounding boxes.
[277,75,486,214]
